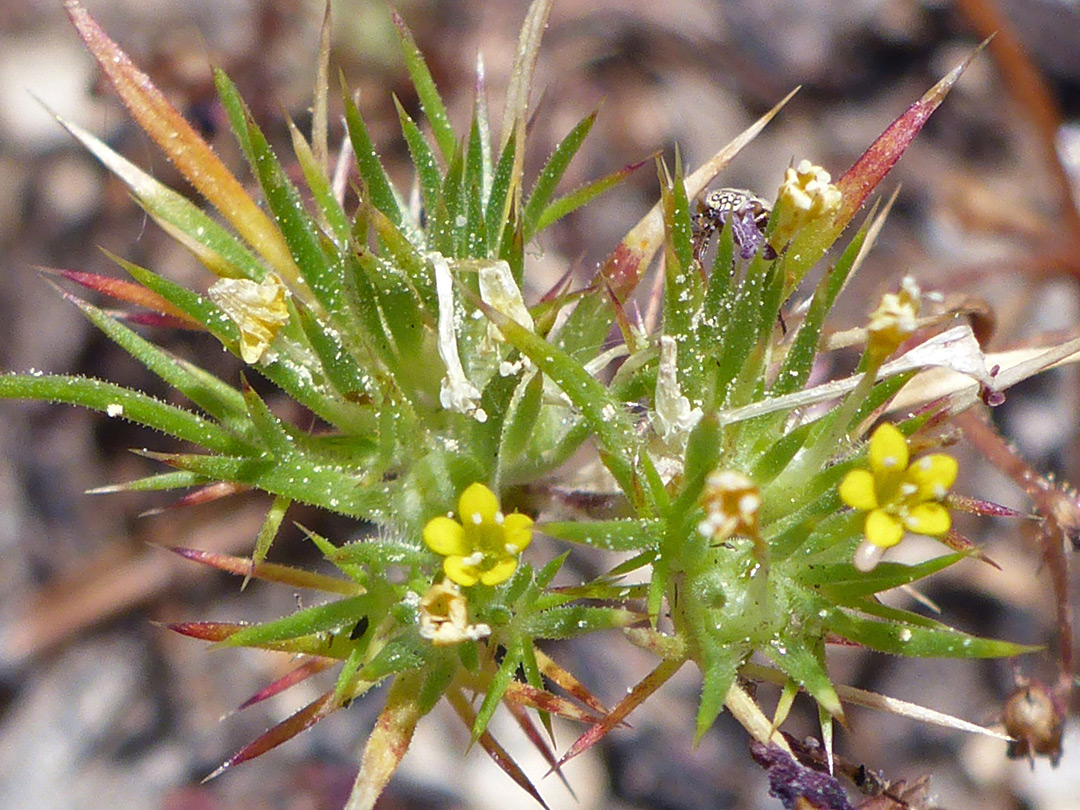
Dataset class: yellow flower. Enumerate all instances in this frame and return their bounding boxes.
[207,274,291,364]
[866,276,920,360]
[839,423,957,571]
[770,159,842,246]
[422,483,533,586]
[417,579,491,645]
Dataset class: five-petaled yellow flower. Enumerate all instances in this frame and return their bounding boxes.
[423,483,533,586]
[839,423,957,571]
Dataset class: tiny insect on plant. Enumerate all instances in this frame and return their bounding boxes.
[691,187,774,262]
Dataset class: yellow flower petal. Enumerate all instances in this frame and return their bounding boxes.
[423,516,468,556]
[502,512,534,553]
[864,509,904,548]
[906,454,958,501]
[838,469,879,511]
[444,555,480,587]
[479,557,518,586]
[868,423,908,474]
[904,502,951,537]
[458,482,499,526]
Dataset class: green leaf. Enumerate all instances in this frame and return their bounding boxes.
[694,644,743,743]
[798,553,968,599]
[65,293,252,438]
[765,640,842,720]
[827,608,1039,658]
[676,414,723,511]
[245,109,346,319]
[770,222,869,397]
[354,250,429,395]
[254,353,371,436]
[57,116,267,282]
[343,88,404,227]
[359,632,425,681]
[463,111,488,257]
[416,652,458,715]
[295,305,373,401]
[472,293,648,505]
[493,370,542,487]
[221,594,371,647]
[242,381,299,456]
[540,519,660,552]
[712,252,778,404]
[470,362,524,473]
[251,494,291,571]
[141,450,389,520]
[522,108,597,241]
[473,636,523,738]
[520,605,639,639]
[432,142,466,255]
[87,469,208,494]
[370,208,438,314]
[213,68,257,168]
[286,116,351,247]
[699,218,736,354]
[394,95,443,221]
[484,132,517,257]
[109,255,241,340]
[535,552,568,588]
[332,646,368,706]
[751,421,811,484]
[0,373,240,453]
[391,9,457,163]
[659,163,707,404]
[328,537,429,571]
[533,158,645,234]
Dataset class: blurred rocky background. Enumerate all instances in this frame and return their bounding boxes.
[2,1,1080,808]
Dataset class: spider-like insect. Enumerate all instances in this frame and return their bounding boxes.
[691,187,774,263]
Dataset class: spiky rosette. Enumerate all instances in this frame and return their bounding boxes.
[3,2,1075,808]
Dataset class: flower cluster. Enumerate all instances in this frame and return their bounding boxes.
[422,483,533,586]
[839,423,958,571]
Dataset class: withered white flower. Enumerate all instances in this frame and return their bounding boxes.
[418,578,491,645]
[207,274,291,364]
[653,335,703,452]
[478,260,534,343]
[432,254,487,422]
[479,260,535,376]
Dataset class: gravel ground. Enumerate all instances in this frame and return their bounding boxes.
[2,1,1080,808]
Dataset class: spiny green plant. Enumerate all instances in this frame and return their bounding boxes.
[5,1,1076,807]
